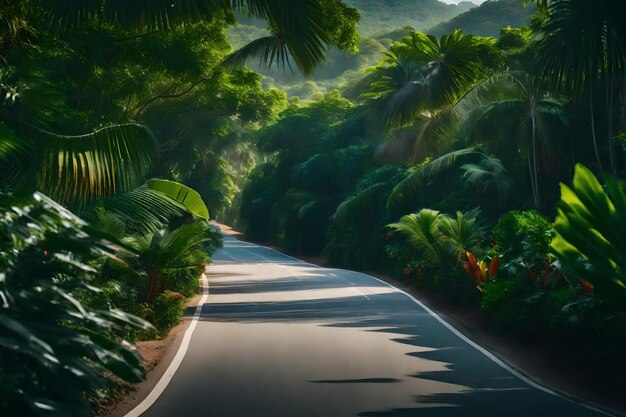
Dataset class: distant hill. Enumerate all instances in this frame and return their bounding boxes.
[228,0,477,48]
[428,0,536,37]
[343,0,475,37]
[226,0,491,100]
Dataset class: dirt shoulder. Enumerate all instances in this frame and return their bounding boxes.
[99,284,205,417]
[216,223,625,415]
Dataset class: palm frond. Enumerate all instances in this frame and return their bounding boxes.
[536,0,626,95]
[31,123,155,206]
[0,123,30,192]
[90,185,189,236]
[375,109,460,164]
[437,208,485,259]
[387,208,442,256]
[461,157,513,199]
[239,0,330,74]
[386,147,481,212]
[365,58,428,129]
[331,182,387,224]
[223,36,294,72]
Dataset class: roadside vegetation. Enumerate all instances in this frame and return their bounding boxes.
[0,0,357,415]
[238,0,626,391]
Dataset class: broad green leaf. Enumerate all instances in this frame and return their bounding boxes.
[146,179,209,220]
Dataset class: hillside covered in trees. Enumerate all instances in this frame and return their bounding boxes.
[429,0,537,36]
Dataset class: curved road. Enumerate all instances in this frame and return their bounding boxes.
[130,235,612,417]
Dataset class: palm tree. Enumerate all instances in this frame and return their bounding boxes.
[462,72,568,208]
[366,30,500,130]
[365,30,501,165]
[532,0,626,173]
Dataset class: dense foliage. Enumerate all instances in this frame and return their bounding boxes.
[3,0,626,414]
[0,1,359,415]
[237,0,626,384]
[0,193,148,416]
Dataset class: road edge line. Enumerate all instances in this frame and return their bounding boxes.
[123,273,210,417]
[224,234,617,417]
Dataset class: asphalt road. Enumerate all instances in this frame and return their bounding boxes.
[132,235,612,417]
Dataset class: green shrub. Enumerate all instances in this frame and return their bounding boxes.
[326,166,409,269]
[493,210,554,278]
[133,303,159,340]
[481,277,577,335]
[388,208,485,304]
[153,291,186,334]
[111,220,212,304]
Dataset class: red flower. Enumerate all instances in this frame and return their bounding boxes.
[488,256,499,278]
[581,280,594,294]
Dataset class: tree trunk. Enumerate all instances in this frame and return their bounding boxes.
[590,98,605,172]
[146,266,162,304]
[607,80,616,173]
[530,101,540,209]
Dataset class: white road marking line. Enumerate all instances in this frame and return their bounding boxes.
[329,272,370,300]
[275,263,302,281]
[123,274,210,417]
[217,249,237,261]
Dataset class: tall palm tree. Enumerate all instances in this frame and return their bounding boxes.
[462,72,568,208]
[365,30,500,164]
[532,0,626,173]
[366,30,500,130]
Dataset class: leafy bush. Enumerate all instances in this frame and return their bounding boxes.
[153,291,186,334]
[0,193,149,417]
[325,166,409,269]
[493,210,554,278]
[114,220,213,303]
[388,208,484,266]
[388,208,485,304]
[551,164,626,305]
[103,219,220,337]
[481,277,576,335]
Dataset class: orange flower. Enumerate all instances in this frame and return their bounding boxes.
[488,255,499,278]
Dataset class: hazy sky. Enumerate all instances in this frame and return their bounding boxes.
[440,0,486,4]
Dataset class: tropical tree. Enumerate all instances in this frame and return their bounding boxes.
[462,72,568,208]
[111,220,215,304]
[365,30,500,131]
[531,0,626,172]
